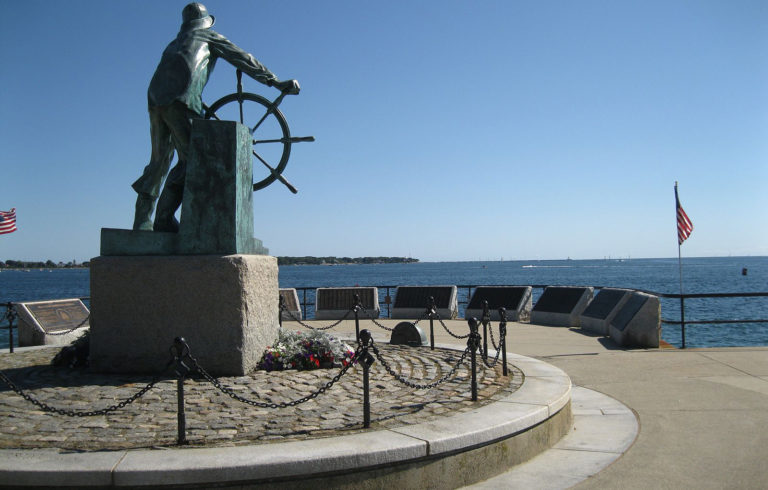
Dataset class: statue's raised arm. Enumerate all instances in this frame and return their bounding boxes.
[132,2,302,233]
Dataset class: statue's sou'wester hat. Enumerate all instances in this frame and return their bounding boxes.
[181,2,215,30]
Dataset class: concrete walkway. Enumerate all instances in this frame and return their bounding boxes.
[291,318,768,488]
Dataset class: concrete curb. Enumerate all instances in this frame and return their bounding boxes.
[0,352,570,488]
[465,386,639,489]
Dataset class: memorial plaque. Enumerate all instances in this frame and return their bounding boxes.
[15,299,89,347]
[579,288,631,335]
[530,286,593,327]
[390,322,428,347]
[394,286,454,308]
[581,288,628,320]
[532,287,587,313]
[315,287,379,320]
[609,292,661,348]
[467,287,526,309]
[465,286,532,322]
[611,294,649,332]
[24,300,89,332]
[392,286,458,319]
[279,288,302,321]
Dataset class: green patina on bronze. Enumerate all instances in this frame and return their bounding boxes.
[102,120,268,256]
[111,3,309,256]
[179,120,259,255]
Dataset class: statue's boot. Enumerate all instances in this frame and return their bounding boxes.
[154,186,182,233]
[132,193,156,231]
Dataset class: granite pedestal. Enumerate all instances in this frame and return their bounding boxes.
[90,255,278,376]
[91,120,278,376]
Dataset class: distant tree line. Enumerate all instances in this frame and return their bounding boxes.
[277,256,418,266]
[2,257,417,268]
[1,260,89,269]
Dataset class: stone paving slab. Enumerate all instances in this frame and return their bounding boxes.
[465,386,639,489]
[0,343,521,451]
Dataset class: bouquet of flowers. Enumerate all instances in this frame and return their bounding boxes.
[258,328,356,372]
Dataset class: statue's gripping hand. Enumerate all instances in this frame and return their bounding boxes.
[272,79,300,95]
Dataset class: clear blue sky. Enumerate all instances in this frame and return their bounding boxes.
[1,1,766,262]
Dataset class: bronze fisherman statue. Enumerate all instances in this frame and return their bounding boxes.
[132,2,299,232]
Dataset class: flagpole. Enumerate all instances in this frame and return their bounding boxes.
[675,181,686,349]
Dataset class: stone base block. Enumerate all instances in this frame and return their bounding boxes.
[89,254,278,376]
[531,286,593,327]
[580,288,632,336]
[279,288,302,321]
[609,292,661,348]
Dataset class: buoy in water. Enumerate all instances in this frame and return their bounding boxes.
[742,267,748,276]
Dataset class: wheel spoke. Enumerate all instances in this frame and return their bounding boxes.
[253,136,315,145]
[250,107,274,135]
[253,150,298,194]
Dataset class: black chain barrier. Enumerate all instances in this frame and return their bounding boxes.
[477,330,504,369]
[486,316,500,352]
[278,295,427,334]
[434,312,471,339]
[369,338,472,390]
[45,313,91,336]
[0,307,509,445]
[281,304,353,331]
[358,305,394,331]
[0,359,173,418]
[185,341,362,409]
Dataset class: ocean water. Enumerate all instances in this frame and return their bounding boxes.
[2,256,766,349]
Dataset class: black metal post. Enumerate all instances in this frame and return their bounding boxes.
[499,307,508,377]
[172,337,191,446]
[6,303,16,354]
[302,289,307,320]
[468,318,479,402]
[481,301,489,360]
[363,357,370,428]
[428,296,435,350]
[177,376,187,445]
[354,293,361,343]
[359,329,375,428]
[278,295,284,329]
[680,296,686,349]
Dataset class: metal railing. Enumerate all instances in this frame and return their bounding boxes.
[3,289,768,350]
[284,285,768,349]
[654,291,768,349]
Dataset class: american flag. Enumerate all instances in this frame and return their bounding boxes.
[675,185,693,245]
[0,208,17,235]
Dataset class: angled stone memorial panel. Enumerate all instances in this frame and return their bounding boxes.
[15,299,89,347]
[279,288,302,321]
[609,291,661,348]
[392,286,458,320]
[579,288,631,335]
[530,286,594,327]
[314,287,379,320]
[464,286,532,322]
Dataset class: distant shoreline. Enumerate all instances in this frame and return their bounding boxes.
[277,256,418,266]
